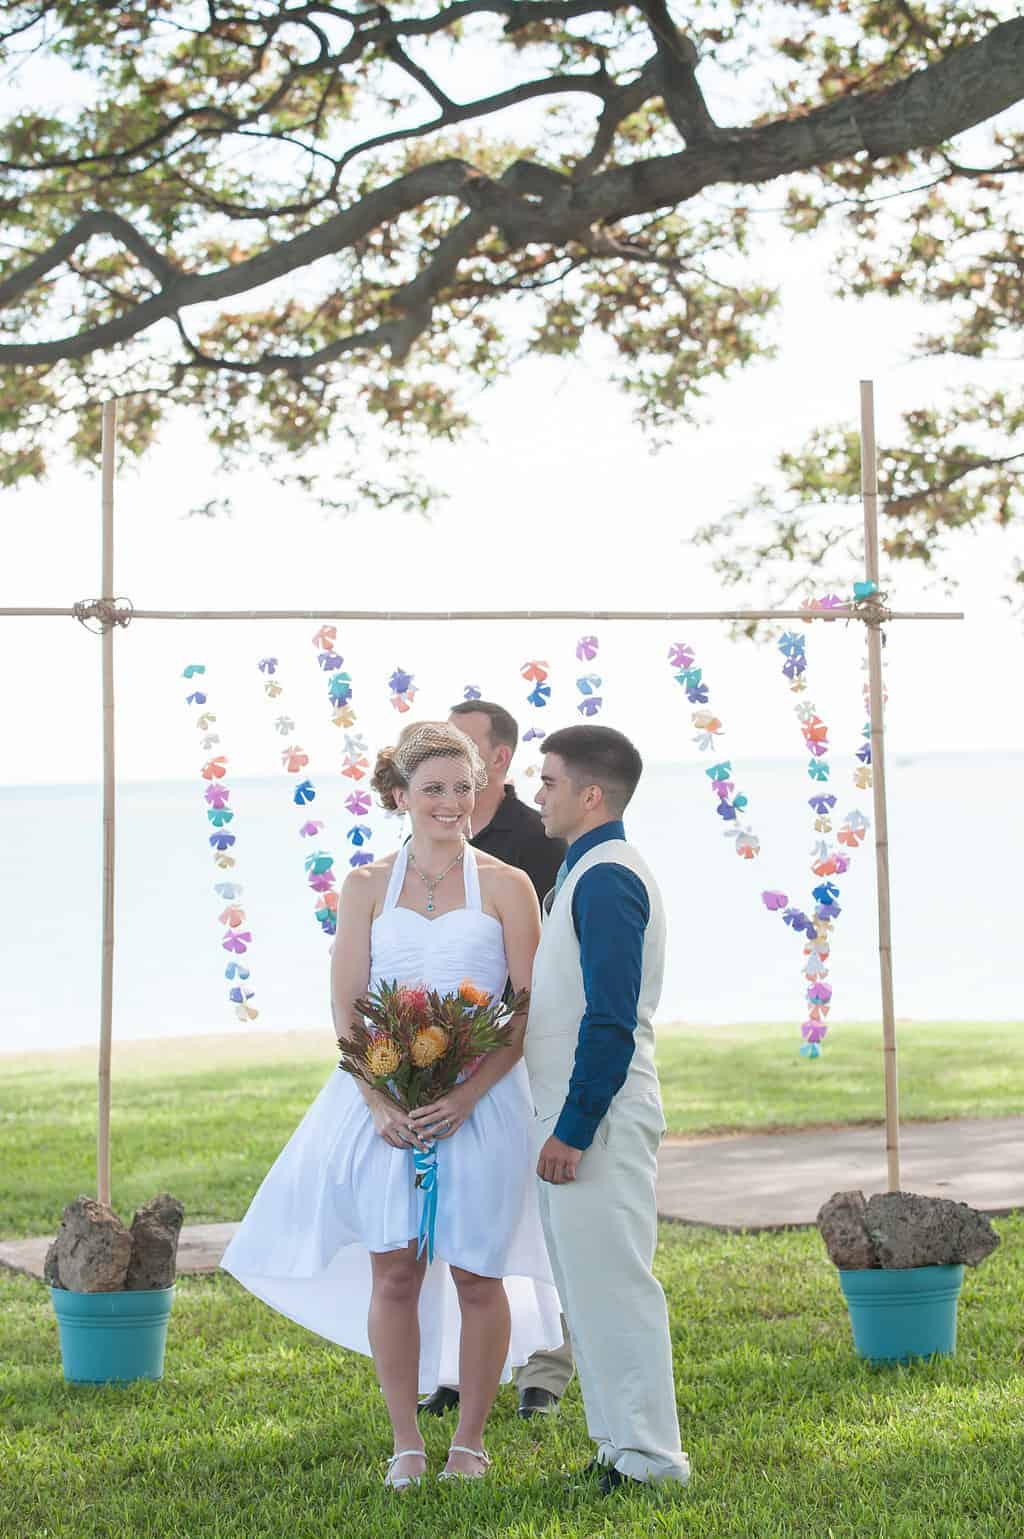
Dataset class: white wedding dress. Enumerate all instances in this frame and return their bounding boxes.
[221,844,562,1391]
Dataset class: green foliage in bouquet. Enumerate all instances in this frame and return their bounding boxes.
[337,979,529,1113]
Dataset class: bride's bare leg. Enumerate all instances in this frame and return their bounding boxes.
[446,1266,510,1475]
[368,1242,429,1480]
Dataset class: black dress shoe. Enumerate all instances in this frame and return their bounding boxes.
[598,1466,645,1496]
[417,1385,460,1416]
[517,1387,559,1419]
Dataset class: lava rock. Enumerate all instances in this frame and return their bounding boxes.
[865,1192,1001,1269]
[125,1193,185,1290]
[816,1189,878,1269]
[51,1196,132,1292]
[43,1239,62,1288]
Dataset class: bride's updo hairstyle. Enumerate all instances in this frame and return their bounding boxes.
[371,721,488,811]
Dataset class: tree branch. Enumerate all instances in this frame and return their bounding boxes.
[1,16,1022,372]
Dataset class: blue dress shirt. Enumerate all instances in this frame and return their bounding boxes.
[553,820,650,1150]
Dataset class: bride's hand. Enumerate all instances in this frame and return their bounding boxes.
[369,1094,429,1151]
[409,1084,476,1141]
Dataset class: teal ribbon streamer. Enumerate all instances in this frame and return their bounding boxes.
[413,1141,439,1262]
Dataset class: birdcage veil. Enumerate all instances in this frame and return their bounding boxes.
[372,721,487,810]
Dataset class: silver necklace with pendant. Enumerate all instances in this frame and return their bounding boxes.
[409,843,465,914]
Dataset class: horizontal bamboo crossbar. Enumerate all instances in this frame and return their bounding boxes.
[1,605,964,623]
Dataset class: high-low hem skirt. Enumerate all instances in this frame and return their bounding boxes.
[221,1062,563,1393]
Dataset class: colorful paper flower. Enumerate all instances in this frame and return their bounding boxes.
[576,636,599,661]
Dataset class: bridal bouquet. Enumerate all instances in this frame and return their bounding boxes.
[337,979,529,1259]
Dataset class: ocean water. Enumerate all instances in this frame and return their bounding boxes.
[1,755,1019,1055]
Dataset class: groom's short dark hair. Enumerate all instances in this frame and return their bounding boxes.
[540,725,643,815]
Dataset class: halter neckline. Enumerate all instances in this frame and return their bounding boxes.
[384,839,483,916]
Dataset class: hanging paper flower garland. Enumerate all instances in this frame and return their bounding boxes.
[312,627,374,876]
[182,664,258,1024]
[257,651,339,936]
[575,635,603,718]
[520,658,551,777]
[668,591,874,1057]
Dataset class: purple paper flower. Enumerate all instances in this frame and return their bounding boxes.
[186,690,207,706]
[857,743,872,764]
[388,668,414,696]
[577,697,603,717]
[349,851,375,867]
[208,831,236,851]
[576,636,599,661]
[806,982,833,1003]
[205,784,230,808]
[686,684,710,705]
[463,685,482,701]
[761,890,789,911]
[308,869,337,893]
[299,819,323,837]
[258,658,278,675]
[801,1020,828,1044]
[668,642,694,670]
[222,930,251,953]
[807,794,837,814]
[345,791,372,816]
[318,651,344,671]
[712,780,735,800]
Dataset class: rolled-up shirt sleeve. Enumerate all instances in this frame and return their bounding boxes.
[553,863,650,1150]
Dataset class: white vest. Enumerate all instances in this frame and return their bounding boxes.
[525,838,666,1119]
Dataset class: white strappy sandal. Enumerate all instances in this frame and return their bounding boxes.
[384,1448,427,1491]
[439,1444,491,1481]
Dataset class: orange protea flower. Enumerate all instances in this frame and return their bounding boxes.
[410,1024,449,1068]
[366,1036,402,1078]
[458,980,492,1009]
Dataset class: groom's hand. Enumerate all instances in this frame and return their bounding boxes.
[537,1135,583,1185]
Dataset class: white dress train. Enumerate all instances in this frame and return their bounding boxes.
[221,844,562,1392]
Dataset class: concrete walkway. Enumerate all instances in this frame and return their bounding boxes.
[3,1118,1021,1279]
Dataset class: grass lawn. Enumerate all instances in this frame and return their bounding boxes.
[1,1020,1021,1237]
[2,1220,1021,1538]
[2,1023,1021,1536]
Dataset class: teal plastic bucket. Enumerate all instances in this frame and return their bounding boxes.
[839,1265,963,1364]
[49,1285,175,1383]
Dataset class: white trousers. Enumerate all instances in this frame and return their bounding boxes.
[535,1094,690,1484]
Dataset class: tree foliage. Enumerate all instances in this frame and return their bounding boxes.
[0,0,1021,527]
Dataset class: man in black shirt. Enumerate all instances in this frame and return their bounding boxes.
[415,700,573,1422]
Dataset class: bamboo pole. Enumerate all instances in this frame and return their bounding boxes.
[860,381,901,1193]
[0,605,965,623]
[97,401,117,1208]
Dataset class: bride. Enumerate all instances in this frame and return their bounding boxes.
[222,721,561,1487]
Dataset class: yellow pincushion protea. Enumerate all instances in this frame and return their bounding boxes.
[366,1035,402,1078]
[410,1024,449,1068]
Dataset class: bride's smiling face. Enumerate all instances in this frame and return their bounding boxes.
[397,754,475,841]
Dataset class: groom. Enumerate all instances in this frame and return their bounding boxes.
[527,724,690,1493]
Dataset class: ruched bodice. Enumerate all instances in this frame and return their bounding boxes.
[370,842,508,1002]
